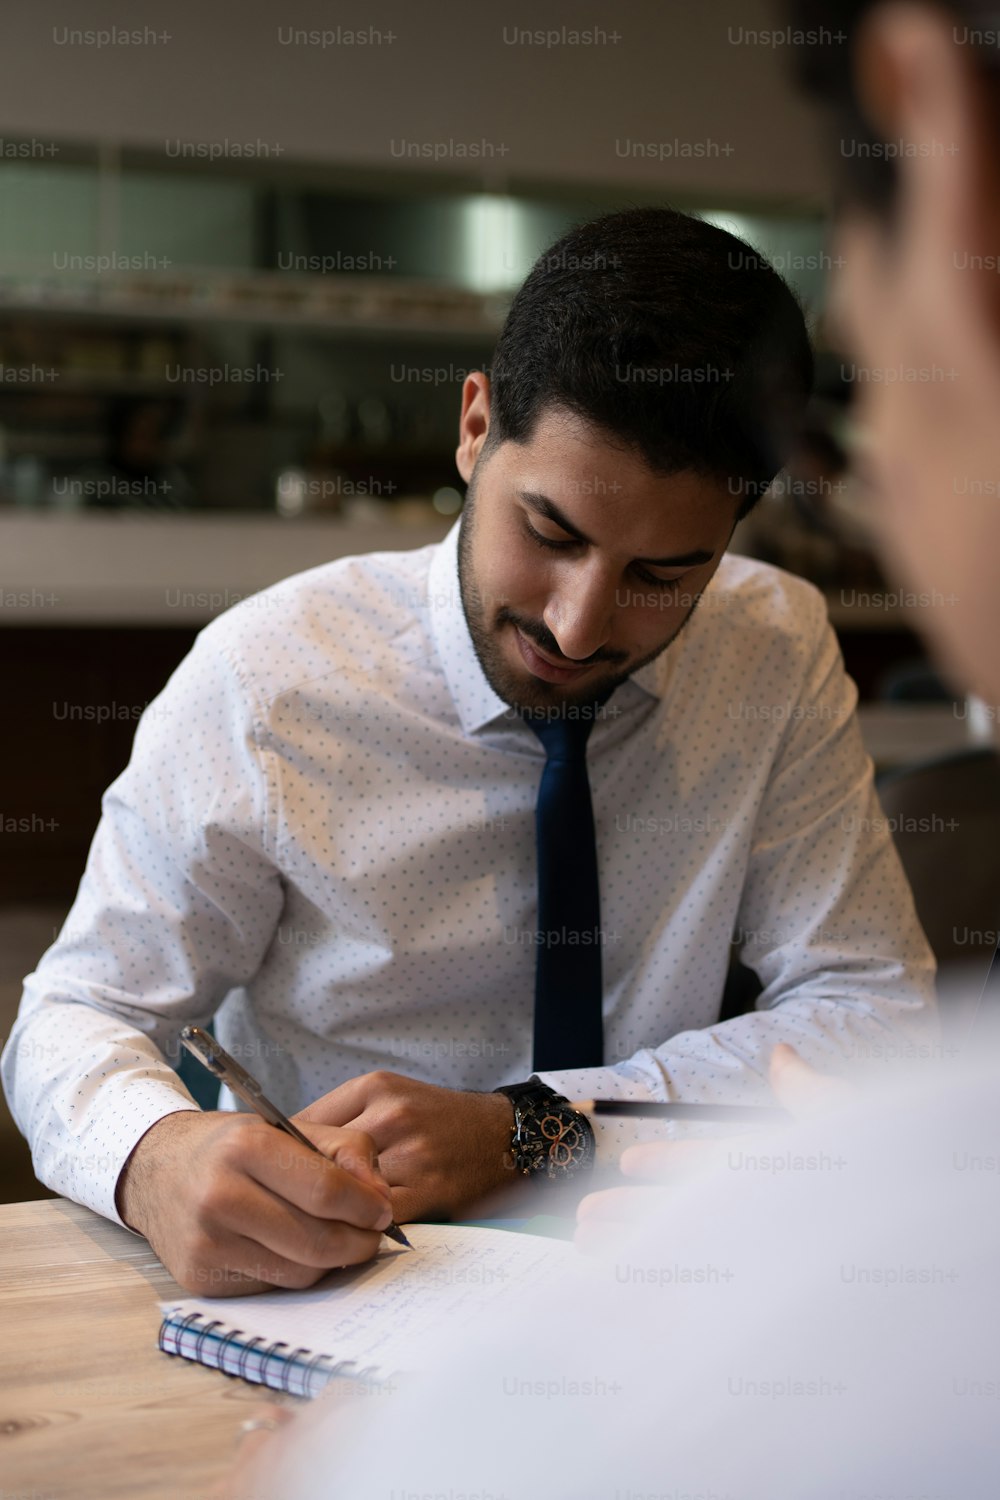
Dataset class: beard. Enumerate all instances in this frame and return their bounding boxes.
[455,460,702,716]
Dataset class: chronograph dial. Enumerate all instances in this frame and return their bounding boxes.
[494,1078,596,1180]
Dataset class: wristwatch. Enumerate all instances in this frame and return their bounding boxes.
[493,1077,596,1180]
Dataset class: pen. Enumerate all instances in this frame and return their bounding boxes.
[179,1025,412,1249]
[570,1099,792,1124]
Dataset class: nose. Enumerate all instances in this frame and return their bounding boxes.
[542,558,617,662]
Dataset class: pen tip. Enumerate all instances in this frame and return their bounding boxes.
[384,1223,413,1249]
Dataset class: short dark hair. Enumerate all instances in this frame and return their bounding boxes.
[788,0,1000,215]
[486,206,813,518]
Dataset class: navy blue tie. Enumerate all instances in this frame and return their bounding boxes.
[526,713,604,1070]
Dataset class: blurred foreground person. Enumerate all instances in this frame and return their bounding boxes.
[224,1043,999,1500]
[218,4,1000,1495]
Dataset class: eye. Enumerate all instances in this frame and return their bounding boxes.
[522,512,692,595]
[522,517,576,551]
[632,567,686,592]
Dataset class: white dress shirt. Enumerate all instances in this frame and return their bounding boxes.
[1,520,936,1226]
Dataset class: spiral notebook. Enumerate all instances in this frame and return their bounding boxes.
[158,1221,573,1398]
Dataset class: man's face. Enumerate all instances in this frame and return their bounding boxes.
[455,401,738,714]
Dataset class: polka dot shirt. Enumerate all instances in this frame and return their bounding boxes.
[1,521,937,1226]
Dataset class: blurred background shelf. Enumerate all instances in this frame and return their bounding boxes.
[0,137,832,519]
[0,508,451,623]
[0,269,508,337]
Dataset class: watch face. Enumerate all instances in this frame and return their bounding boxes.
[538,1106,594,1173]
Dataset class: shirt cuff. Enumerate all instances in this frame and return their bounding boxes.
[50,1084,203,1232]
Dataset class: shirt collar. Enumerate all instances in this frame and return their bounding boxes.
[426,519,663,737]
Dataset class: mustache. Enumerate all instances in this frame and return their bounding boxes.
[502,610,627,668]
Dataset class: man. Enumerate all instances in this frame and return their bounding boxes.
[1,207,934,1296]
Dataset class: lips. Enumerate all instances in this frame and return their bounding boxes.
[514,626,590,684]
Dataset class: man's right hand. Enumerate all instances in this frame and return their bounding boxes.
[115,1108,395,1296]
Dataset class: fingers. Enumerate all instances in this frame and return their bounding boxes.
[237,1123,392,1230]
[327,1107,429,1185]
[139,1112,395,1296]
[173,1209,386,1294]
[172,1122,394,1291]
[296,1079,370,1128]
[296,1071,405,1129]
[226,1187,388,1279]
[294,1121,392,1196]
[170,1227,320,1296]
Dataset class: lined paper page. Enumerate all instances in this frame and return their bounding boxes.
[160,1223,573,1376]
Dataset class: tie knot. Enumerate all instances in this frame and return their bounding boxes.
[524,712,595,763]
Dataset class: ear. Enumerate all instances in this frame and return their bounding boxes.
[456,371,492,484]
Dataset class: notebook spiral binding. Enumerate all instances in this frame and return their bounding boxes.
[158,1309,380,1399]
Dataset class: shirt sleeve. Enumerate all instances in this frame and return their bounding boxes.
[0,628,284,1226]
[539,605,939,1165]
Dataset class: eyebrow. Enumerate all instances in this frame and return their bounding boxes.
[518,490,715,569]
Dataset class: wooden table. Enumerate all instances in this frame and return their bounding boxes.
[0,1198,302,1499]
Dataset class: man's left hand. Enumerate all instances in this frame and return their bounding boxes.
[297,1072,516,1223]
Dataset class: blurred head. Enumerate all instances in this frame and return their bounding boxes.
[454,207,813,713]
[791,0,1000,702]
